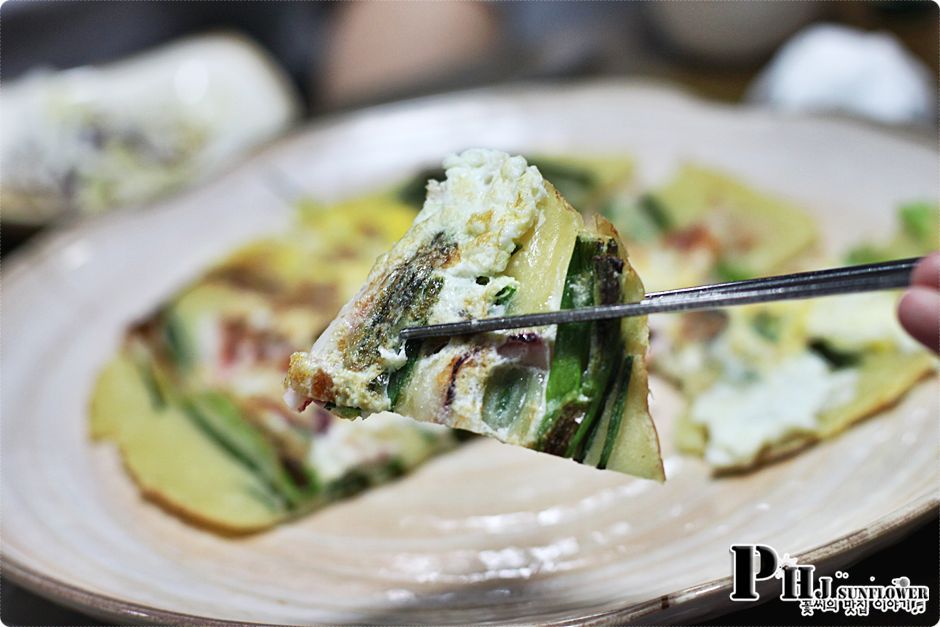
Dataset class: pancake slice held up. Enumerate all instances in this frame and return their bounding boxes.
[286,149,663,480]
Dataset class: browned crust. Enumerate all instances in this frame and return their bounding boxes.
[310,369,336,403]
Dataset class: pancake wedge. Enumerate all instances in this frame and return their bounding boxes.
[604,164,818,291]
[665,295,934,472]
[91,196,455,533]
[287,149,663,480]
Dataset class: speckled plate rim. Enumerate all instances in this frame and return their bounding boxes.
[3,495,935,625]
[2,78,937,625]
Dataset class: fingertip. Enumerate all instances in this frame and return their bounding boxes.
[910,252,940,288]
[898,287,940,354]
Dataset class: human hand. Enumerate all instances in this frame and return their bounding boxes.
[898,252,940,354]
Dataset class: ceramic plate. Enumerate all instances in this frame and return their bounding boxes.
[2,82,937,625]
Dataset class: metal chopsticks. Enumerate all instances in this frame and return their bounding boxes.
[399,257,920,340]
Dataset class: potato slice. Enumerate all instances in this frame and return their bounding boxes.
[92,354,290,532]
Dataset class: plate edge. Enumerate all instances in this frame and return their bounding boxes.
[3,495,936,626]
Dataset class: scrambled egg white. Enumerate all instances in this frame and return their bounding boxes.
[673,292,931,470]
[287,149,551,414]
[691,352,858,467]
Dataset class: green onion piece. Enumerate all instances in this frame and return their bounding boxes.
[162,309,194,372]
[809,340,861,370]
[482,365,537,431]
[397,167,446,208]
[131,353,167,410]
[899,202,937,243]
[598,356,634,470]
[566,247,624,461]
[182,392,311,507]
[714,259,755,282]
[493,284,517,307]
[388,341,420,409]
[638,194,673,233]
[528,158,597,209]
[751,311,781,342]
[536,236,598,453]
[346,233,453,370]
[845,244,884,265]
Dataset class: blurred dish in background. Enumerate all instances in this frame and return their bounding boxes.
[1,32,300,227]
[748,24,936,126]
[320,2,500,107]
[644,2,822,64]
